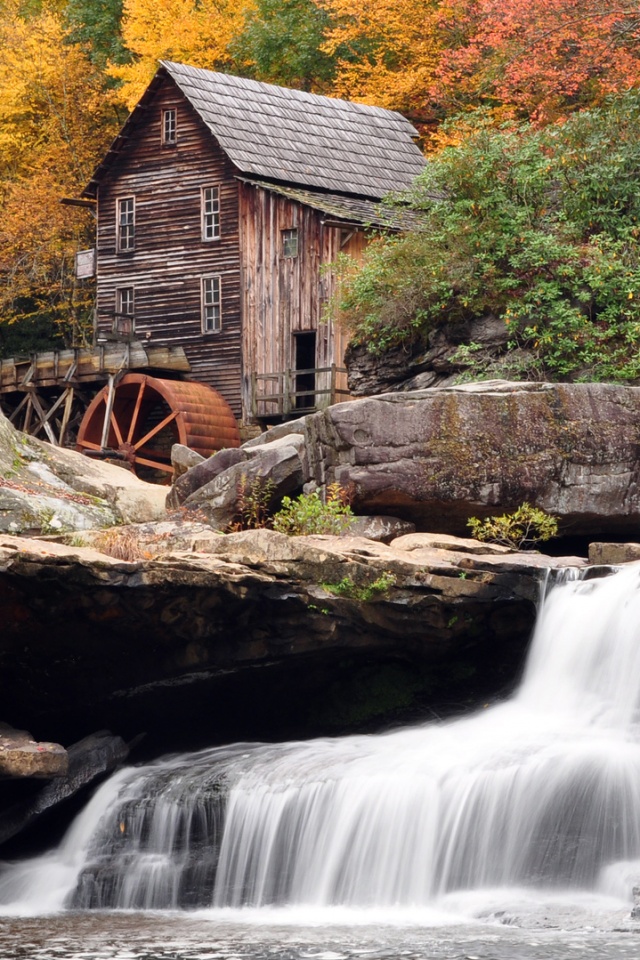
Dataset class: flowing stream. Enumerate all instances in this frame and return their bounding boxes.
[2,565,640,957]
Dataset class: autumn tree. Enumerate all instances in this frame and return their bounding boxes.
[434,0,640,122]
[0,0,118,350]
[319,0,443,120]
[110,0,255,108]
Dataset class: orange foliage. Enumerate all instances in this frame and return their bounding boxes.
[434,0,640,122]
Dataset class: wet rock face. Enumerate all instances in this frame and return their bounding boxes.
[305,381,640,539]
[0,530,583,747]
[0,731,128,848]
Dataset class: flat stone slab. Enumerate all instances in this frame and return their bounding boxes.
[0,724,68,779]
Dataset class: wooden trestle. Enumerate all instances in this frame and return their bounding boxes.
[0,342,190,447]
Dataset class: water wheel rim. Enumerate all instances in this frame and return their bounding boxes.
[76,374,240,478]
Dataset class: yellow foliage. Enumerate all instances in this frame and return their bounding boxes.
[318,0,442,119]
[0,0,118,339]
[110,0,256,109]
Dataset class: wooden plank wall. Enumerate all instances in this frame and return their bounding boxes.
[96,77,243,416]
[239,184,366,417]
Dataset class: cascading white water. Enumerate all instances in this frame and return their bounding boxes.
[3,565,640,916]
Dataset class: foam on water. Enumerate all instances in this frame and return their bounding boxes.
[3,565,640,918]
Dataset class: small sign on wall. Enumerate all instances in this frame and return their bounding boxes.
[76,248,96,279]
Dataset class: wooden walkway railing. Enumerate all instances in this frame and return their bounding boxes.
[251,364,349,419]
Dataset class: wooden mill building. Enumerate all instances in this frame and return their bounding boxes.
[80,62,426,424]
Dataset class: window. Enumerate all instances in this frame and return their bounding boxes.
[202,276,221,333]
[282,228,298,258]
[117,197,135,252]
[162,108,177,144]
[115,287,135,336]
[202,186,220,240]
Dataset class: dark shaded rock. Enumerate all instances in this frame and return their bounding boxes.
[0,531,586,748]
[0,731,128,847]
[167,446,248,509]
[345,316,511,396]
[305,381,640,539]
[184,433,309,527]
[0,724,67,779]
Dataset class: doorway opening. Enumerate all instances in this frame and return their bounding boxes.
[293,332,316,410]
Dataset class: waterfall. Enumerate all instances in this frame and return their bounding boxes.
[3,565,640,915]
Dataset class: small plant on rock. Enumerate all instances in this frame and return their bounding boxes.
[93,528,149,561]
[322,570,397,601]
[467,503,558,551]
[228,475,276,531]
[272,483,355,536]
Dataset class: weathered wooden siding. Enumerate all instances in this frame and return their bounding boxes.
[95,77,242,416]
[239,184,366,417]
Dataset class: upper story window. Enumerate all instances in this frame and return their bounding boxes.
[202,186,220,240]
[202,276,221,333]
[117,197,135,252]
[282,228,298,258]
[162,108,177,144]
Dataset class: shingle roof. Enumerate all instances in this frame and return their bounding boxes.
[162,63,425,198]
[83,63,426,201]
[237,179,427,231]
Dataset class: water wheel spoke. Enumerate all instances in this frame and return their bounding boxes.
[126,379,146,443]
[77,439,103,451]
[110,411,124,446]
[135,446,171,460]
[132,454,174,473]
[133,409,178,451]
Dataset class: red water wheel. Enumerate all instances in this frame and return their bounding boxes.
[76,374,240,480]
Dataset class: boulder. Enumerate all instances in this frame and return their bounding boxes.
[183,433,309,528]
[304,381,640,539]
[0,724,68,779]
[171,443,205,480]
[0,408,166,533]
[588,543,640,565]
[167,446,248,509]
[346,316,513,396]
[0,731,128,847]
[343,516,416,544]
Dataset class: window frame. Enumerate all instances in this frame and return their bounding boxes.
[202,186,221,241]
[115,286,135,336]
[162,108,177,145]
[282,228,299,258]
[116,196,135,253]
[201,275,222,333]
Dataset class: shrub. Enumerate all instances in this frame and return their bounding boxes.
[339,93,640,383]
[467,503,558,551]
[227,475,276,531]
[272,483,354,536]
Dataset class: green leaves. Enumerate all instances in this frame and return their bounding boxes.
[468,504,558,551]
[340,92,640,382]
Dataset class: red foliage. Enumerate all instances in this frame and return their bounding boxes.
[434,0,640,122]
